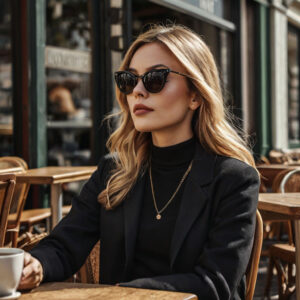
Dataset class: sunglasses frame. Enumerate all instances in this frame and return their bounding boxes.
[114,68,192,95]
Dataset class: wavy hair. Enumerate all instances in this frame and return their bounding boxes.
[98,24,257,209]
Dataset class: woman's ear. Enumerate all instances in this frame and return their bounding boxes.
[189,94,201,111]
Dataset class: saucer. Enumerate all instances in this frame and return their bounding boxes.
[0,292,21,300]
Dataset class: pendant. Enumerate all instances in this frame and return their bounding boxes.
[156,214,161,220]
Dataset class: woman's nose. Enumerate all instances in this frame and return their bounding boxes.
[132,78,148,98]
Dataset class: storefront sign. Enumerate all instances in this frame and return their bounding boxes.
[45,46,91,73]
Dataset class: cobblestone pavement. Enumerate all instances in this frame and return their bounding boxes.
[253,255,278,300]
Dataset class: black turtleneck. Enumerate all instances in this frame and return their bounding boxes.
[131,137,196,280]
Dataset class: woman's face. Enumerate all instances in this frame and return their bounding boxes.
[126,42,199,146]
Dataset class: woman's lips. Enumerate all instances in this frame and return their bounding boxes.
[133,104,154,115]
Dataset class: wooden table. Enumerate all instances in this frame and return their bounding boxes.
[16,166,97,228]
[259,193,300,299]
[20,282,197,299]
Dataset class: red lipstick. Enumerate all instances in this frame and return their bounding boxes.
[133,104,154,115]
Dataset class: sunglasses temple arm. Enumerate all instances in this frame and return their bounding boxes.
[170,70,194,80]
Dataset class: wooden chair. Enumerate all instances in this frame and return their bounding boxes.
[269,149,300,165]
[246,210,263,300]
[264,169,300,299]
[0,174,16,246]
[0,157,51,247]
[75,241,100,284]
[18,231,48,252]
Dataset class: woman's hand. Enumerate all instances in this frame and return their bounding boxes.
[18,252,43,290]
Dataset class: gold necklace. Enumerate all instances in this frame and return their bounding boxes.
[149,160,193,220]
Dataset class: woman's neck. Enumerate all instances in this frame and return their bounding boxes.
[151,129,194,147]
[151,136,196,167]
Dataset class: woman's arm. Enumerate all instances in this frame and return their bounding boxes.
[120,161,260,299]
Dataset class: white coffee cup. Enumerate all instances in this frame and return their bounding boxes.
[0,248,24,297]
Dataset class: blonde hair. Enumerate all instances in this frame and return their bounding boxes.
[98,24,257,209]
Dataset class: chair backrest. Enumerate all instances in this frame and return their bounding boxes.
[269,149,300,165]
[0,174,16,246]
[279,169,300,193]
[77,241,100,284]
[0,157,28,170]
[271,169,292,193]
[246,210,263,300]
[0,157,29,228]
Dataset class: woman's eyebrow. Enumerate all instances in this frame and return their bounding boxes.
[126,64,169,73]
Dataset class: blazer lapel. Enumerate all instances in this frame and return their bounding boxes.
[123,173,146,276]
[170,143,217,267]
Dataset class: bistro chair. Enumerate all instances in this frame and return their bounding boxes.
[75,241,100,284]
[264,169,300,299]
[269,149,300,165]
[0,156,51,247]
[0,173,16,246]
[246,210,263,300]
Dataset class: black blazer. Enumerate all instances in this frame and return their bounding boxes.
[30,142,260,300]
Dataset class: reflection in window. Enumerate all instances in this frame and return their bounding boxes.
[288,26,300,145]
[46,0,93,205]
[46,0,92,167]
[0,2,12,155]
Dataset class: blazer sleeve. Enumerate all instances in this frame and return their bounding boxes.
[120,160,260,300]
[29,157,109,282]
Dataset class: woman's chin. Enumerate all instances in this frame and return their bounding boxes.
[133,123,156,133]
[134,127,152,133]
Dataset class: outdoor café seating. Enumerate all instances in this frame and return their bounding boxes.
[0,161,263,299]
[269,149,300,165]
[264,169,300,299]
[0,156,51,247]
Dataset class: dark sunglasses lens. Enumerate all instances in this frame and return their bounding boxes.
[115,72,136,94]
[144,70,166,93]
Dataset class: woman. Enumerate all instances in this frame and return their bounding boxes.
[20,24,259,299]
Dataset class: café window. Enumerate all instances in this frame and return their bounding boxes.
[46,0,92,166]
[0,2,12,156]
[288,25,300,147]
